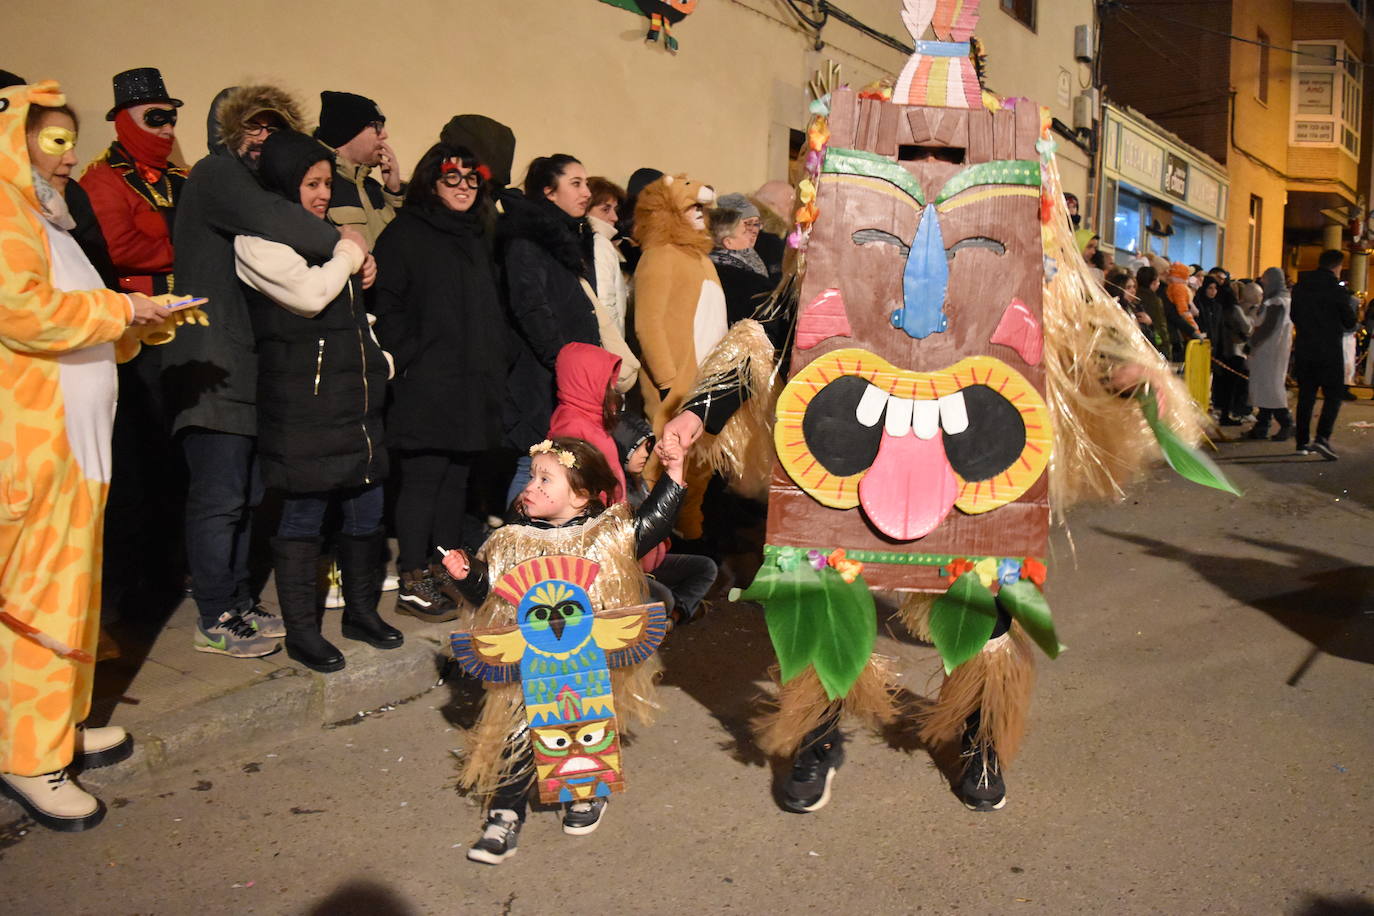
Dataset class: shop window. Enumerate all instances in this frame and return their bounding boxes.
[1000,0,1035,31]
[1257,29,1270,104]
[1114,189,1143,256]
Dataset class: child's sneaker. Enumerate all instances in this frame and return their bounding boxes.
[467,809,521,865]
[396,569,460,622]
[562,797,608,835]
[958,744,1007,812]
[781,728,844,813]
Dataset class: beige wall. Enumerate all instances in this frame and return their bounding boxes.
[7,0,906,195]
[8,0,1091,198]
[978,0,1095,201]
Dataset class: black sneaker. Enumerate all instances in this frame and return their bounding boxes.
[1310,439,1339,461]
[396,569,460,623]
[562,797,608,835]
[467,809,521,865]
[781,728,844,813]
[1295,443,1313,456]
[958,744,1007,812]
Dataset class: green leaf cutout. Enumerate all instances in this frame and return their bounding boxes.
[928,572,999,674]
[1138,391,1242,496]
[809,567,878,700]
[997,579,1065,660]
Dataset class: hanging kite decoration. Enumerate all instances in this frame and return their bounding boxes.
[599,0,699,53]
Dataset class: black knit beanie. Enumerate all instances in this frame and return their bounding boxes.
[440,114,516,188]
[315,90,382,148]
[258,130,334,202]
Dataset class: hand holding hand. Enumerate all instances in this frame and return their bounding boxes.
[441,548,470,581]
[654,437,686,484]
[662,410,704,450]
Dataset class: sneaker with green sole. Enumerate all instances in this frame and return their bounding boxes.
[195,612,281,658]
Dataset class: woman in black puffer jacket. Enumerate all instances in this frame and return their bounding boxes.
[370,142,509,620]
[498,154,602,501]
[237,129,399,674]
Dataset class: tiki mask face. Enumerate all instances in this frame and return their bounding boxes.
[768,90,1051,593]
[533,718,624,802]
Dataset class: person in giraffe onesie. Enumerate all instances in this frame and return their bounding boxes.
[0,80,193,832]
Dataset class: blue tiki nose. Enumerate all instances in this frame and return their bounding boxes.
[891,203,948,339]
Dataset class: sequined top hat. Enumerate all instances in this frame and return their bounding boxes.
[106,67,182,121]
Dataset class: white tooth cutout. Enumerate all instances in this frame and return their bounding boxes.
[938,390,969,435]
[912,399,940,439]
[884,395,914,437]
[856,383,887,427]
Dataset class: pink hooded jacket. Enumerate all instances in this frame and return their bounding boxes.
[548,342,626,504]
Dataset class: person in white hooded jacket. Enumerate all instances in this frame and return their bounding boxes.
[586,176,638,393]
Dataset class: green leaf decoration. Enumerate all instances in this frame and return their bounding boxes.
[597,0,644,13]
[997,579,1065,660]
[928,572,999,674]
[736,558,877,699]
[1138,391,1242,496]
[809,567,878,700]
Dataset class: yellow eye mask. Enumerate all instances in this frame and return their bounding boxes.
[37,125,76,156]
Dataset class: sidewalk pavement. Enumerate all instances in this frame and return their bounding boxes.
[72,561,459,791]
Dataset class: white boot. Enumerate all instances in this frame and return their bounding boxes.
[75,724,133,768]
[0,769,105,832]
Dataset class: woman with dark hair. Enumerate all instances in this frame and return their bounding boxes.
[370,142,509,620]
[498,154,603,501]
[235,129,399,673]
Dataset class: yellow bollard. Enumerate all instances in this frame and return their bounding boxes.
[1184,338,1212,414]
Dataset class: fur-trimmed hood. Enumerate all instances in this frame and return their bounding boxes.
[497,196,593,277]
[634,175,714,255]
[212,84,304,159]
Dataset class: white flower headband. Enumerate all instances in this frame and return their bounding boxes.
[529,439,578,469]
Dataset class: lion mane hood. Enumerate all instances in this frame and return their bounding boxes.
[633,174,714,254]
[213,84,304,158]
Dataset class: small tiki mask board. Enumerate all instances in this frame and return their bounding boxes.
[450,556,666,803]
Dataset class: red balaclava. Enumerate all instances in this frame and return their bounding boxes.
[115,108,174,172]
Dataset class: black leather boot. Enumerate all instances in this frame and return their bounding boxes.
[337,530,403,649]
[272,536,344,672]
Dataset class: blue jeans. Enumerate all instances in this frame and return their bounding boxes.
[182,429,263,627]
[278,483,384,539]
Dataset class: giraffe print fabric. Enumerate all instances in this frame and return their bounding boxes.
[0,81,134,776]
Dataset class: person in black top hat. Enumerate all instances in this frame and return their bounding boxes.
[315,90,402,245]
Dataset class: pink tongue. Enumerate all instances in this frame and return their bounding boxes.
[858,429,959,541]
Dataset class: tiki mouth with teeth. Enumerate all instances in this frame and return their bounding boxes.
[774,348,1051,541]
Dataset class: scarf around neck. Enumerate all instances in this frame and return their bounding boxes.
[115,109,174,171]
[32,171,75,231]
[709,245,767,277]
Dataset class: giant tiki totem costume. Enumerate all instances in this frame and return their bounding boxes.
[733,0,1225,796]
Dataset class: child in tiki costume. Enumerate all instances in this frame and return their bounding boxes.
[670,0,1230,813]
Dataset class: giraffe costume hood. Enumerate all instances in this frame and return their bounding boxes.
[0,80,136,777]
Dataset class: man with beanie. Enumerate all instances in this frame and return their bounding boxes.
[316,90,402,245]
[163,85,351,657]
[1291,249,1359,459]
[81,68,189,626]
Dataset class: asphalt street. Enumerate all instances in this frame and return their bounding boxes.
[6,405,1374,915]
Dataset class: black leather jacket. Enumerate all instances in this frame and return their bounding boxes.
[456,476,685,605]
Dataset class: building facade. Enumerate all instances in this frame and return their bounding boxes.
[1101,0,1372,285]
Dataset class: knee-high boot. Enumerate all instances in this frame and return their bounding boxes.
[272,536,344,672]
[337,530,403,649]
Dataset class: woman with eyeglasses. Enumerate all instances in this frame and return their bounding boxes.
[369,143,509,620]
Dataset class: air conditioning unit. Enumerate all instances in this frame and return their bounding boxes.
[1073,89,1099,130]
[1074,24,1095,64]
